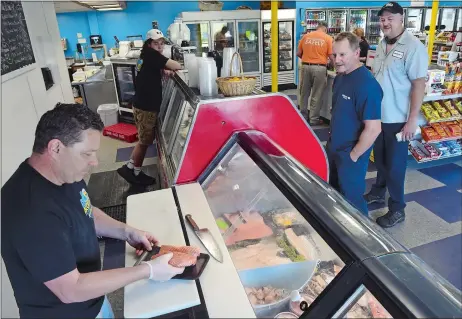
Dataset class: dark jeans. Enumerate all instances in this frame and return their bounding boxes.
[328,146,371,215]
[369,122,408,212]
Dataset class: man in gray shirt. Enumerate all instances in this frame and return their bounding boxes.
[364,2,428,228]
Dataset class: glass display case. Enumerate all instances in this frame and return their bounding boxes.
[367,9,382,45]
[327,9,348,37]
[304,10,327,33]
[195,130,462,319]
[170,101,195,168]
[405,8,424,32]
[185,22,210,57]
[211,20,236,54]
[349,9,368,32]
[237,20,260,73]
[262,21,294,73]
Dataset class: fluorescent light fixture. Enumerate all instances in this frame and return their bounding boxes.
[96,7,123,11]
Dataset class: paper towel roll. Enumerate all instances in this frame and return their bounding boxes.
[221,47,240,77]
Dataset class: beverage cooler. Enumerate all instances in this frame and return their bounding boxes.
[261,9,297,89]
[367,9,382,46]
[110,59,138,124]
[405,8,425,32]
[440,7,457,31]
[349,9,368,32]
[424,7,440,30]
[327,9,348,38]
[153,72,462,319]
[180,10,262,88]
[457,8,462,30]
[304,9,327,34]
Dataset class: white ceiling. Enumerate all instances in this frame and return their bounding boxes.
[54,1,92,13]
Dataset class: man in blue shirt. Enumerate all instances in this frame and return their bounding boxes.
[327,32,383,215]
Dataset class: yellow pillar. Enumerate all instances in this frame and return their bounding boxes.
[427,0,439,65]
[271,1,278,92]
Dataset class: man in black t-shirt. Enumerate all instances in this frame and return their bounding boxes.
[1,104,184,318]
[117,29,182,186]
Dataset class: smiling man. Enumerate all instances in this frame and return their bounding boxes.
[1,104,183,318]
[365,2,428,228]
[327,32,383,216]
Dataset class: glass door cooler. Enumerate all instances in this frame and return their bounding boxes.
[184,22,210,57]
[349,9,368,32]
[304,10,327,34]
[111,60,138,124]
[327,9,348,38]
[405,8,425,33]
[367,9,382,45]
[261,9,297,89]
[440,7,457,31]
[237,19,261,87]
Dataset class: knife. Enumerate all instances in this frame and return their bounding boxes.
[185,214,223,263]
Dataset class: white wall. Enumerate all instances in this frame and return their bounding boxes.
[1,2,73,317]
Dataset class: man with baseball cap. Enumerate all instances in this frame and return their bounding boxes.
[118,29,182,186]
[364,2,428,228]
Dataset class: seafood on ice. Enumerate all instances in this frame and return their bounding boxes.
[245,286,289,305]
[151,245,201,268]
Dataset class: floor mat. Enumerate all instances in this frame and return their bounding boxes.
[87,164,160,208]
[102,205,127,223]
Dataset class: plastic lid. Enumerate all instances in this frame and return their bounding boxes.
[290,290,301,302]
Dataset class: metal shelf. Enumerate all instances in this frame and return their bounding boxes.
[423,93,462,102]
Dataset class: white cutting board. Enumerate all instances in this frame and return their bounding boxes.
[124,189,200,318]
[175,183,256,318]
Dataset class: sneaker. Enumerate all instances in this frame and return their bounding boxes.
[364,192,385,204]
[117,165,156,186]
[376,210,405,228]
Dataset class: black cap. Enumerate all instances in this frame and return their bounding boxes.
[378,2,404,16]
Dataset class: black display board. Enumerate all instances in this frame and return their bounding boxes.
[1,1,35,76]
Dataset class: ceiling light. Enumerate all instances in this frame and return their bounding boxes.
[96,7,123,11]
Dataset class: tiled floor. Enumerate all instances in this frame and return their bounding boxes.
[91,91,462,316]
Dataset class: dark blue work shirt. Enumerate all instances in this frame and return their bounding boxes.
[329,66,383,153]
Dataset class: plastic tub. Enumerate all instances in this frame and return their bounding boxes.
[97,104,119,127]
[238,260,318,318]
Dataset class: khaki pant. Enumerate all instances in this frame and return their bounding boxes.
[300,64,327,123]
[133,107,158,145]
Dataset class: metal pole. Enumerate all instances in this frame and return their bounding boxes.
[427,0,439,65]
[271,1,278,92]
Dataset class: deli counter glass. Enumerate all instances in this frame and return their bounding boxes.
[194,131,462,319]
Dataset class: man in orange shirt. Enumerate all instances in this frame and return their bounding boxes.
[297,22,334,125]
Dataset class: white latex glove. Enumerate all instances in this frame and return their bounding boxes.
[142,253,185,282]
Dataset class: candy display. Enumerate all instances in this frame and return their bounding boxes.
[421,126,441,141]
[421,103,441,122]
[443,100,461,118]
[431,140,462,158]
[421,100,461,123]
[432,101,452,118]
[409,140,441,162]
[444,62,462,95]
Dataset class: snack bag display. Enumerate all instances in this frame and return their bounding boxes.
[430,123,448,139]
[447,124,461,137]
[432,101,451,119]
[455,99,462,114]
[443,100,461,118]
[421,126,441,141]
[421,103,441,122]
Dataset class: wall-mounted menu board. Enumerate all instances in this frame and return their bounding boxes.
[1,1,35,76]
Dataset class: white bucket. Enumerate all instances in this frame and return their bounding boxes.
[97,104,119,127]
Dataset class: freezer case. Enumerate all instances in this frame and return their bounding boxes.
[196,130,462,319]
[111,61,138,124]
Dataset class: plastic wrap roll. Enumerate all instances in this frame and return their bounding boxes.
[221,47,239,77]
[199,58,218,96]
[184,53,198,88]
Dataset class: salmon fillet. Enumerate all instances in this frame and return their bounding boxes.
[152,251,197,268]
[159,245,201,257]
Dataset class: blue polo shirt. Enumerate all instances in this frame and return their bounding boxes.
[329,66,383,153]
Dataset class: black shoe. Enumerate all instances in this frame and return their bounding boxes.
[376,210,405,228]
[117,165,156,186]
[364,192,386,204]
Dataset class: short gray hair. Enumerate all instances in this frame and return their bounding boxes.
[334,32,360,51]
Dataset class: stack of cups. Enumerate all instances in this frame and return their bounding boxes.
[221,47,240,77]
[199,57,218,97]
[183,53,199,88]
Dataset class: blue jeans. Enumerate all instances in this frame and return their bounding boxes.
[328,146,371,215]
[96,296,114,319]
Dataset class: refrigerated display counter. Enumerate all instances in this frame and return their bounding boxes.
[155,71,326,188]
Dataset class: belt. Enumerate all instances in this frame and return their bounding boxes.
[302,62,327,67]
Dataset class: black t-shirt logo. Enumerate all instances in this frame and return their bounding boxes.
[79,188,93,219]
